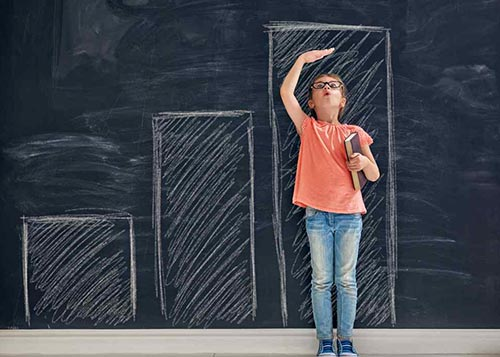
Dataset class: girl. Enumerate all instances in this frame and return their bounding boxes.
[279,48,380,357]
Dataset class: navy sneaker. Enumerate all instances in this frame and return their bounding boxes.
[335,338,359,356]
[317,338,336,356]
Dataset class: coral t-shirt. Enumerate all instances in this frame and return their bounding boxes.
[292,115,374,214]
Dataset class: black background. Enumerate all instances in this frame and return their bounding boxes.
[1,0,500,329]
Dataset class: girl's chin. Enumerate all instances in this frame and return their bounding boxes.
[316,103,341,109]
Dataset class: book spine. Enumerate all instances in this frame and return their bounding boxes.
[345,140,360,191]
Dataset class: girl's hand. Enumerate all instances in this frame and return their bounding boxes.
[299,48,335,64]
[347,153,370,172]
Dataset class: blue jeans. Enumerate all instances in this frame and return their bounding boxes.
[305,206,363,341]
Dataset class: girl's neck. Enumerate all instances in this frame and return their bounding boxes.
[315,108,342,125]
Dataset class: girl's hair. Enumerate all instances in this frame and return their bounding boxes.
[307,73,348,120]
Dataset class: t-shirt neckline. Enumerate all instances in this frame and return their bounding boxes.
[314,119,345,127]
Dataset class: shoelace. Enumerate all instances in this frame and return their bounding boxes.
[320,340,334,352]
[339,340,356,353]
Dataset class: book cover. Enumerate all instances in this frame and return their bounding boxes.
[344,131,368,191]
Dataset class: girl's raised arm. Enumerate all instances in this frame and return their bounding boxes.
[279,48,335,136]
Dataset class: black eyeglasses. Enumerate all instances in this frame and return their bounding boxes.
[310,80,343,90]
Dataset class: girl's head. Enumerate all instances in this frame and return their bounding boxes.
[307,73,347,121]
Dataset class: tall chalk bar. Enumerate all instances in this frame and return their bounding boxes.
[21,213,137,327]
[264,21,397,327]
[152,111,256,327]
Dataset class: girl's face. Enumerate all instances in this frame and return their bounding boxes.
[308,75,346,115]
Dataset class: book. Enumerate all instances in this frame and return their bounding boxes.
[344,132,368,191]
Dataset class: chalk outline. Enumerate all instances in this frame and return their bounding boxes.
[152,110,257,322]
[264,21,398,326]
[21,213,137,326]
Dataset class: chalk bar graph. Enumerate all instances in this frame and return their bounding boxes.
[22,213,137,327]
[152,111,256,327]
[265,21,397,327]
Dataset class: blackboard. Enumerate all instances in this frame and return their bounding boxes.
[1,0,500,329]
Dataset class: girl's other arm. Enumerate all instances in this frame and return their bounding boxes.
[347,145,380,182]
[360,145,380,181]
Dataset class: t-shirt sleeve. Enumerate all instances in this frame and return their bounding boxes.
[300,115,312,135]
[356,126,374,146]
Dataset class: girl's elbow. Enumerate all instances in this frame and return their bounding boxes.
[280,87,292,98]
[366,168,380,182]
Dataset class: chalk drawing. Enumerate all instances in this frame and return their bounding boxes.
[152,111,256,327]
[22,212,136,326]
[264,21,397,327]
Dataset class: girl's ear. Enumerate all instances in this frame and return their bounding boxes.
[308,99,314,109]
[341,96,347,108]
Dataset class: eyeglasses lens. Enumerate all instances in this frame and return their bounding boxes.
[311,81,342,89]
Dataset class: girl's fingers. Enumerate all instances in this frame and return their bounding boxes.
[318,48,334,56]
[303,48,335,63]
